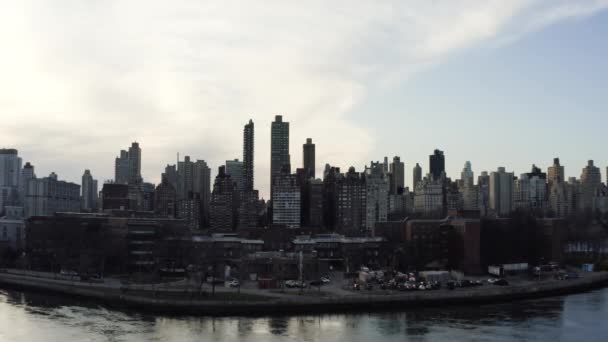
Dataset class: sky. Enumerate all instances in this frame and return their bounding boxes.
[0,1,607,198]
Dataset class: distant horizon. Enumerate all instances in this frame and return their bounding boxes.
[3,134,606,198]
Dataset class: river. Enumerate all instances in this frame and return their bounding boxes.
[1,287,607,341]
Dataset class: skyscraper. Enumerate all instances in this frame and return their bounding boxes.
[243,119,254,192]
[177,156,194,201]
[478,171,490,216]
[303,138,315,179]
[413,163,422,189]
[580,160,601,211]
[239,120,259,229]
[489,167,514,216]
[210,166,237,230]
[114,142,142,185]
[548,158,565,186]
[514,165,547,211]
[128,142,142,184]
[81,169,98,212]
[429,149,445,181]
[270,115,290,197]
[0,149,22,212]
[155,174,177,218]
[389,156,404,194]
[337,167,366,233]
[20,162,35,205]
[460,162,478,211]
[272,168,300,229]
[364,161,389,231]
[193,160,211,227]
[460,161,474,187]
[226,159,244,191]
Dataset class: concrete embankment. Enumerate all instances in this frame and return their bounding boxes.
[1,270,608,316]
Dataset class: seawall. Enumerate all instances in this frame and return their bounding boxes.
[1,271,607,316]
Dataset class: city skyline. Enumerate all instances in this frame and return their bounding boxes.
[3,118,608,201]
[1,2,607,199]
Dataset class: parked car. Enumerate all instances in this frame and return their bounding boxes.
[567,272,579,280]
[320,277,331,284]
[285,280,298,288]
[493,278,509,286]
[228,280,240,288]
[310,280,323,287]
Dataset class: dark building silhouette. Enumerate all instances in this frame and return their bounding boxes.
[101,183,130,211]
[243,119,255,191]
[270,115,290,197]
[430,149,445,181]
[413,163,422,189]
[154,175,176,217]
[337,167,367,235]
[210,166,237,230]
[303,138,315,179]
[238,119,259,230]
[322,165,341,230]
[389,156,404,195]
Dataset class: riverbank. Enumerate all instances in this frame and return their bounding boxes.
[1,269,607,316]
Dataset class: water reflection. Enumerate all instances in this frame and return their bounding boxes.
[0,287,607,341]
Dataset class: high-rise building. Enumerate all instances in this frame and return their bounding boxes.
[580,160,602,212]
[413,163,422,189]
[25,173,80,217]
[489,167,514,216]
[303,138,315,179]
[20,162,35,205]
[210,166,237,230]
[177,191,201,230]
[270,115,290,197]
[514,165,547,212]
[164,164,178,192]
[177,156,195,201]
[460,162,478,211]
[548,158,565,186]
[0,149,22,212]
[414,175,444,215]
[460,161,474,187]
[389,156,404,195]
[115,150,130,184]
[322,165,341,230]
[272,169,300,229]
[239,119,259,230]
[364,161,389,231]
[81,169,98,212]
[142,182,155,212]
[478,171,490,216]
[337,167,366,233]
[306,179,323,227]
[243,119,254,192]
[128,142,142,184]
[226,159,244,191]
[237,190,259,229]
[176,156,211,228]
[429,149,445,181]
[193,160,211,227]
[114,142,142,185]
[154,175,177,218]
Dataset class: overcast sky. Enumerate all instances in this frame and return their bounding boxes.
[1,1,607,198]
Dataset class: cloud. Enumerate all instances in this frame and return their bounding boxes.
[0,0,606,197]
